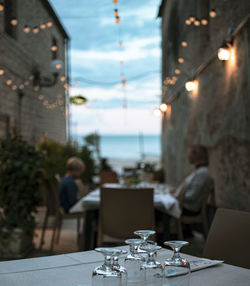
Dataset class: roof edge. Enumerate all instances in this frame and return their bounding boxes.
[157,0,167,18]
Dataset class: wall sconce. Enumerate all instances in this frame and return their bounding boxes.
[185,79,196,91]
[160,102,168,112]
[33,59,63,88]
[218,43,231,61]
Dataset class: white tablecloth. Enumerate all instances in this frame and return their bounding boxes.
[78,183,181,218]
[0,247,249,286]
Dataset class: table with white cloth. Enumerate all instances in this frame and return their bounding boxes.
[0,246,249,286]
[80,183,181,250]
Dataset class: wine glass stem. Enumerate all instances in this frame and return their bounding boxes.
[104,255,112,269]
[147,252,155,264]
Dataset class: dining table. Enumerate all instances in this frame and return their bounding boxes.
[78,183,181,250]
[0,246,249,286]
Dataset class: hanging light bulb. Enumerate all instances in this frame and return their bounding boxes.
[175,69,181,75]
[19,84,24,90]
[153,108,161,117]
[172,76,177,81]
[218,43,231,61]
[118,41,123,47]
[47,21,53,27]
[12,85,17,91]
[201,18,208,25]
[10,18,18,26]
[185,19,191,25]
[56,63,62,70]
[38,94,44,100]
[185,80,196,91]
[60,76,66,82]
[113,0,118,3]
[33,26,39,34]
[40,23,46,30]
[64,83,69,89]
[33,86,40,92]
[23,25,31,33]
[209,9,216,18]
[114,9,119,16]
[24,81,29,86]
[6,80,12,86]
[115,16,120,24]
[181,41,188,47]
[160,102,168,112]
[51,45,57,52]
[189,16,195,22]
[0,69,4,75]
[194,19,201,26]
[0,2,4,11]
[178,57,184,64]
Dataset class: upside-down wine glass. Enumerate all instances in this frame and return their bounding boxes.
[124,238,145,283]
[112,250,128,286]
[140,244,163,286]
[164,241,190,286]
[134,230,156,258]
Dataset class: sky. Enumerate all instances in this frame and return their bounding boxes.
[50,0,162,135]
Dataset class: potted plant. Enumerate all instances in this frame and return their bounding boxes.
[0,135,44,258]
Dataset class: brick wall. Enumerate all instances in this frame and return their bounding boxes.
[0,0,68,144]
[160,0,250,211]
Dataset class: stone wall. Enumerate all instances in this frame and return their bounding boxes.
[160,0,250,211]
[0,0,68,144]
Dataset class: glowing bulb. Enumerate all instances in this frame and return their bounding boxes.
[185,19,191,25]
[33,26,39,34]
[189,16,195,22]
[181,41,188,47]
[10,19,18,26]
[23,25,30,33]
[115,16,120,24]
[40,23,46,29]
[194,20,200,26]
[56,64,62,70]
[172,76,177,81]
[47,21,53,27]
[175,69,181,75]
[38,94,44,100]
[153,108,161,117]
[12,85,17,91]
[209,9,216,18]
[178,57,184,64]
[201,18,208,25]
[0,2,4,12]
[185,80,196,91]
[19,84,24,90]
[6,80,12,86]
[64,83,69,89]
[113,0,118,3]
[114,9,119,16]
[24,81,29,86]
[160,103,168,112]
[218,45,230,61]
[34,86,39,92]
[0,69,4,75]
[51,45,57,52]
[60,76,66,82]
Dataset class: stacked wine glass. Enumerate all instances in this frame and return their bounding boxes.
[92,229,190,286]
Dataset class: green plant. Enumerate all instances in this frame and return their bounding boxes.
[0,136,44,235]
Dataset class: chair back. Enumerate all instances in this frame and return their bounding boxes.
[100,170,119,185]
[203,208,250,269]
[45,179,60,216]
[99,187,154,239]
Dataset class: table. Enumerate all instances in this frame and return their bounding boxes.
[0,247,249,286]
[80,184,181,250]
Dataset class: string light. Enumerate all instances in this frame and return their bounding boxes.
[51,45,57,52]
[178,57,184,64]
[24,81,29,86]
[38,94,44,100]
[0,2,4,12]
[56,63,62,70]
[209,9,216,18]
[6,80,12,86]
[218,43,231,61]
[19,84,24,90]
[189,16,195,22]
[64,83,69,89]
[114,9,119,16]
[185,19,191,25]
[0,69,4,76]
[153,108,161,117]
[181,41,188,47]
[10,19,18,26]
[60,76,66,82]
[40,23,46,30]
[194,19,201,26]
[47,21,53,27]
[113,0,118,3]
[33,26,39,34]
[33,86,39,92]
[185,80,196,92]
[115,16,120,24]
[201,18,208,25]
[160,103,168,112]
[12,85,17,91]
[23,25,31,33]
[175,69,181,75]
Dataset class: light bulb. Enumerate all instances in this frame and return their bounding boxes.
[185,19,191,25]
[6,80,12,86]
[115,16,120,24]
[0,2,4,12]
[172,76,177,81]
[194,20,200,26]
[201,18,208,25]
[38,94,44,100]
[178,57,184,64]
[113,0,118,3]
[0,69,4,75]
[181,41,188,47]
[189,16,195,22]
[33,26,39,34]
[19,84,24,90]
[40,23,46,29]
[60,76,66,82]
[160,103,168,112]
[114,9,119,16]
[153,108,161,117]
[185,80,196,91]
[175,69,181,75]
[10,19,18,26]
[12,85,17,91]
[56,63,62,70]
[51,45,57,52]
[23,25,30,33]
[34,86,39,92]
[218,45,230,61]
[47,21,53,27]
[209,9,216,18]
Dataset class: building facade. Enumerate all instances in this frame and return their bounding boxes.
[0,0,69,144]
[159,0,250,211]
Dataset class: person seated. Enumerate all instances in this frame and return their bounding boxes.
[172,145,214,216]
[59,157,85,213]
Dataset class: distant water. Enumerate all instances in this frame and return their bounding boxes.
[100,134,161,159]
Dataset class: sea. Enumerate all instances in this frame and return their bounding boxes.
[74,134,161,160]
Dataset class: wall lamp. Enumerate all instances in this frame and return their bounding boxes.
[33,59,63,88]
[218,42,231,61]
[185,79,196,91]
